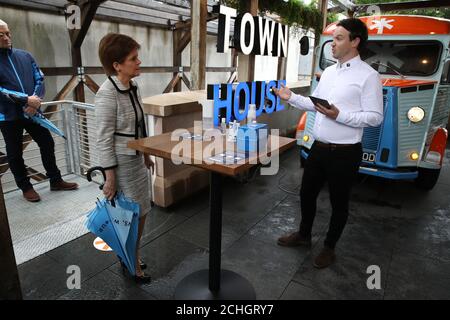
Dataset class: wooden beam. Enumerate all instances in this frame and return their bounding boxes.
[277,56,287,81]
[54,75,79,101]
[41,66,191,76]
[190,0,207,90]
[320,0,329,32]
[206,67,236,72]
[227,71,237,84]
[174,20,190,30]
[174,12,218,30]
[25,166,48,182]
[178,31,192,54]
[173,29,183,92]
[68,1,103,103]
[41,67,77,76]
[0,181,22,300]
[138,66,181,73]
[163,73,182,93]
[231,48,238,68]
[84,75,100,94]
[104,0,190,22]
[308,0,328,81]
[230,47,238,82]
[72,51,85,103]
[277,22,289,81]
[182,72,192,90]
[69,0,105,49]
[40,66,236,77]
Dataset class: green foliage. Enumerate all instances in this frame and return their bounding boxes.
[222,0,323,31]
[354,0,450,19]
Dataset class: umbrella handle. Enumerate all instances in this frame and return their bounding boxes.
[87,166,118,206]
[86,166,107,190]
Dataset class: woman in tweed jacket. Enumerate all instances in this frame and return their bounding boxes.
[95,33,153,283]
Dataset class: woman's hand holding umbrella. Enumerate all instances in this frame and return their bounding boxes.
[103,169,117,200]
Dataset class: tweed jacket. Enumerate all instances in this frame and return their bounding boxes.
[95,75,147,169]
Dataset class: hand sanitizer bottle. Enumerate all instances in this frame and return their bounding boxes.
[221,118,227,135]
[228,120,237,142]
[247,104,256,124]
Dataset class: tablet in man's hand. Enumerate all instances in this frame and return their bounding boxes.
[309,96,332,109]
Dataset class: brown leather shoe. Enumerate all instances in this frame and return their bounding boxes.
[313,247,336,269]
[277,232,311,247]
[50,180,79,191]
[23,188,41,202]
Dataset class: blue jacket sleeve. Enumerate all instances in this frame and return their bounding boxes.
[30,55,45,99]
[0,85,28,106]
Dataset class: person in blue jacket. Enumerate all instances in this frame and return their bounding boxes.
[0,19,78,202]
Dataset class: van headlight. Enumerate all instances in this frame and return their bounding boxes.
[407,107,425,123]
[410,152,420,161]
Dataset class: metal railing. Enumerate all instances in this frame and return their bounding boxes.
[0,101,98,193]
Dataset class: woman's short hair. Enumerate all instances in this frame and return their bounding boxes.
[0,19,8,27]
[336,18,368,52]
[98,33,140,76]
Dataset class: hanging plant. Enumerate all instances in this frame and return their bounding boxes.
[222,0,323,32]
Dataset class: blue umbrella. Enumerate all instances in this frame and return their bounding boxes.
[85,199,132,272]
[24,110,67,140]
[85,167,140,276]
[115,193,140,269]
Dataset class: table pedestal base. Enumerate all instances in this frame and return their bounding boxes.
[174,269,256,300]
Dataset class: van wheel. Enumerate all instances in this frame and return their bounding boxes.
[415,168,440,191]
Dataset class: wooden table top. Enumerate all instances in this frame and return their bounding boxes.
[142,90,206,117]
[128,129,296,177]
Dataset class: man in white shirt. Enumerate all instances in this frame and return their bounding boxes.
[274,18,383,268]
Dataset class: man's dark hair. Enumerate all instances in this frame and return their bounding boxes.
[98,33,140,76]
[336,18,368,52]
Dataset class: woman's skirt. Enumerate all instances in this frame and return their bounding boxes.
[115,154,151,217]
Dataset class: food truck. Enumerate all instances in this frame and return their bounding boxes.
[298,15,450,190]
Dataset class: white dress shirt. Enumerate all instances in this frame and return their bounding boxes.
[288,55,384,144]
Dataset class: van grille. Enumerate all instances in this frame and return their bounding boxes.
[362,94,387,152]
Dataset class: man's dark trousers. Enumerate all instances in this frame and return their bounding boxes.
[299,141,362,249]
[0,119,61,191]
